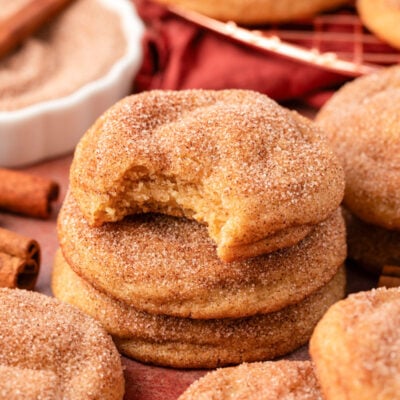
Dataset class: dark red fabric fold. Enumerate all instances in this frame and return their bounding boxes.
[133,0,351,105]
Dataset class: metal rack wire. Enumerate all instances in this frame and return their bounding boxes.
[169,5,400,76]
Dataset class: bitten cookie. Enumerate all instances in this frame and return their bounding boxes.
[310,287,400,400]
[70,89,344,262]
[0,288,124,400]
[52,249,345,368]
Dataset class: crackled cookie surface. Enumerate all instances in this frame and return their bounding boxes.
[0,288,124,400]
[70,89,344,262]
[52,250,345,368]
[317,66,400,230]
[178,360,323,399]
[310,287,400,400]
[58,192,346,319]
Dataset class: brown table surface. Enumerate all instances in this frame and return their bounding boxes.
[1,151,378,400]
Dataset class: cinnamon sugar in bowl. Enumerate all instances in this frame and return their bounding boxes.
[0,0,144,167]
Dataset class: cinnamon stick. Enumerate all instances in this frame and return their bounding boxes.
[0,168,59,219]
[0,227,40,290]
[378,265,400,288]
[0,0,76,59]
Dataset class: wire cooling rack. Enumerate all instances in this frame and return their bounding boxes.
[168,5,400,77]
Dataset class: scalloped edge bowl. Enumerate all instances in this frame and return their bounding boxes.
[0,0,144,167]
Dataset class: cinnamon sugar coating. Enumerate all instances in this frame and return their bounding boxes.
[0,288,124,400]
[58,192,346,319]
[343,207,400,275]
[52,250,345,368]
[178,360,323,399]
[310,287,400,400]
[154,0,348,24]
[0,0,126,111]
[70,89,344,262]
[316,66,400,230]
[0,366,61,399]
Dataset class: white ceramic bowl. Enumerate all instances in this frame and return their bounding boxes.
[0,0,144,167]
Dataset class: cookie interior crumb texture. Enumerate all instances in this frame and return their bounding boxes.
[70,89,345,262]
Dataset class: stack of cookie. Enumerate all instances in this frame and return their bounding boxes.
[53,89,346,368]
[316,65,400,276]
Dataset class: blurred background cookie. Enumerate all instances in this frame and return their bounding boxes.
[343,208,400,275]
[316,66,400,279]
[317,66,400,230]
[357,0,400,50]
[153,0,351,24]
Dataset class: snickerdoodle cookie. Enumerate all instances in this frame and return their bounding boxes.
[357,0,400,50]
[343,208,400,275]
[178,360,322,399]
[58,192,346,319]
[0,288,124,400]
[310,287,400,400]
[70,89,344,262]
[155,0,349,24]
[52,249,345,368]
[316,66,400,230]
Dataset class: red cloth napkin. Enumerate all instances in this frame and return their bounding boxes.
[133,0,352,106]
